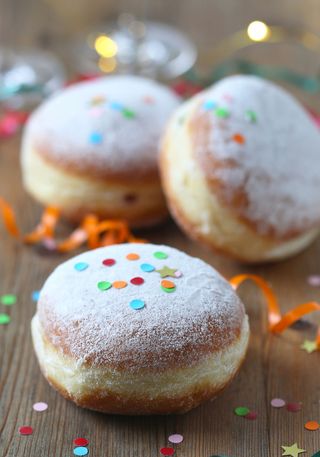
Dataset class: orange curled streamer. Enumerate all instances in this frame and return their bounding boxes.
[230,274,320,349]
[0,197,20,237]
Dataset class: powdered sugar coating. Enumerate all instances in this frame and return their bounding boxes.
[37,244,245,372]
[192,75,320,237]
[25,76,180,178]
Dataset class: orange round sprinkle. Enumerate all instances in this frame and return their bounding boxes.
[113,281,127,289]
[304,421,319,431]
[161,280,175,289]
[232,133,245,144]
[126,253,140,260]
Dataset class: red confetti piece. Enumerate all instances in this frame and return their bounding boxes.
[245,411,258,420]
[130,277,144,285]
[160,448,175,456]
[19,426,33,435]
[102,258,116,267]
[286,402,302,412]
[74,438,89,446]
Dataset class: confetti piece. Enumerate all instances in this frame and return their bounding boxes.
[245,411,258,420]
[307,275,320,287]
[203,100,217,110]
[19,426,33,435]
[130,277,144,286]
[102,258,116,267]
[286,402,302,413]
[32,290,40,302]
[234,406,250,416]
[271,398,286,408]
[126,253,140,260]
[304,421,319,431]
[154,251,168,260]
[74,262,89,272]
[122,108,135,119]
[130,299,145,310]
[74,438,89,446]
[156,266,177,278]
[168,434,183,444]
[161,286,176,293]
[140,263,155,272]
[33,402,48,412]
[0,313,10,324]
[161,280,175,289]
[97,281,112,291]
[300,339,318,353]
[281,443,306,457]
[232,133,245,144]
[110,101,123,111]
[73,447,89,456]
[175,271,182,278]
[214,107,230,118]
[113,281,127,289]
[89,132,103,145]
[90,95,106,106]
[1,294,16,305]
[245,110,257,123]
[160,448,175,456]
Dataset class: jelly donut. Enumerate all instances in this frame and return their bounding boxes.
[21,76,180,227]
[160,75,320,262]
[31,243,249,415]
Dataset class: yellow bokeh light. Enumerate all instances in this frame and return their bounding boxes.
[98,57,117,73]
[95,35,118,58]
[247,21,270,42]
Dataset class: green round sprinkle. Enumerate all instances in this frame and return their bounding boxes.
[153,251,168,260]
[234,406,250,416]
[122,108,135,119]
[214,107,230,118]
[1,294,17,306]
[245,109,257,123]
[0,313,11,324]
[161,286,176,293]
[97,281,112,291]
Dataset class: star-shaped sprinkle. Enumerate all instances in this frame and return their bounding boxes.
[156,266,178,278]
[281,443,306,457]
[300,339,318,354]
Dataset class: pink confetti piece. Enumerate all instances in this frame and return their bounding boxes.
[271,398,286,408]
[245,411,258,420]
[168,434,183,444]
[33,402,48,412]
[174,271,182,278]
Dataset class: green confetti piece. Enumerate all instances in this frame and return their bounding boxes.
[234,406,250,416]
[0,313,11,324]
[122,108,135,119]
[161,286,176,293]
[245,109,257,123]
[1,294,17,306]
[97,281,112,291]
[214,107,230,118]
[153,251,168,260]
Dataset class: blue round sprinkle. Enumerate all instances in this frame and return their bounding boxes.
[203,100,217,110]
[140,263,155,272]
[110,101,123,111]
[130,299,145,310]
[89,132,103,145]
[74,262,89,272]
[32,290,40,302]
[73,447,88,456]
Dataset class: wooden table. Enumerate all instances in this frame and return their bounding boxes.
[0,132,320,457]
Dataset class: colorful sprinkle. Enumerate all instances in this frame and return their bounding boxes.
[126,253,140,261]
[174,271,183,278]
[160,448,175,456]
[130,277,144,286]
[153,251,168,260]
[113,281,127,289]
[1,294,16,305]
[102,258,116,267]
[140,263,155,272]
[73,447,89,456]
[168,434,183,444]
[110,101,123,111]
[281,443,306,456]
[271,398,286,408]
[97,281,112,291]
[0,314,11,325]
[89,132,103,145]
[234,406,250,416]
[122,108,135,119]
[156,266,177,278]
[32,290,40,302]
[245,110,257,123]
[161,285,176,293]
[161,280,175,289]
[203,100,217,110]
[74,262,89,272]
[90,95,106,106]
[232,133,245,144]
[300,339,318,353]
[286,402,302,413]
[245,411,258,420]
[304,421,319,431]
[130,299,145,310]
[33,402,48,412]
[19,426,33,435]
[214,107,230,118]
[74,438,89,446]
[307,275,320,287]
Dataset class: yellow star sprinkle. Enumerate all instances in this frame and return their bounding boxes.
[300,339,318,354]
[282,443,306,457]
[155,266,177,278]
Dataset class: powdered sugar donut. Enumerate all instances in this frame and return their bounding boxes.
[21,76,180,227]
[160,75,320,262]
[31,243,249,415]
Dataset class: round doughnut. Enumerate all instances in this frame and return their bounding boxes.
[21,76,180,227]
[31,243,249,415]
[160,75,320,262]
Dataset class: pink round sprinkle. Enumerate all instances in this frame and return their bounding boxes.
[43,238,57,250]
[307,275,320,287]
[33,402,48,412]
[245,411,258,420]
[168,434,183,444]
[19,426,33,435]
[287,402,302,412]
[174,271,182,278]
[271,398,286,408]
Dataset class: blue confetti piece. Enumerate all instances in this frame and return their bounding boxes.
[74,262,89,272]
[110,101,123,111]
[32,290,40,302]
[203,100,217,110]
[89,132,103,145]
[130,299,145,310]
[73,447,89,456]
[140,263,155,272]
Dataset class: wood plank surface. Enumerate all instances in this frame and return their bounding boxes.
[0,134,320,457]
